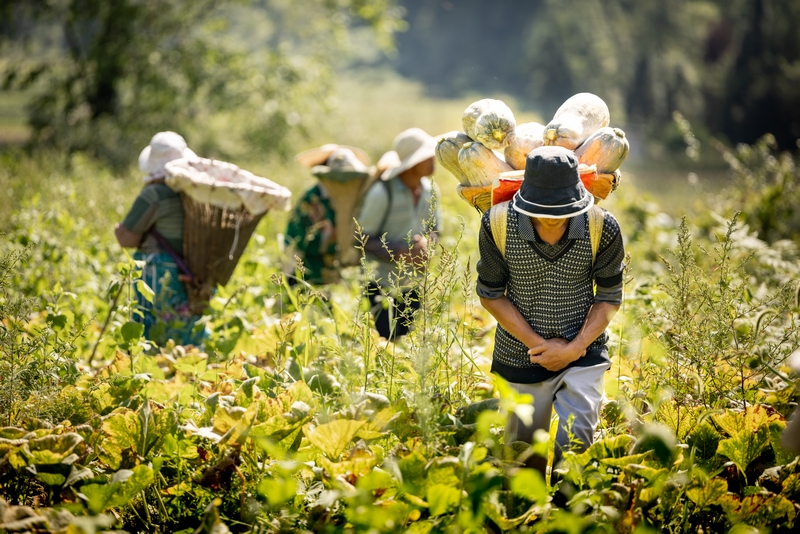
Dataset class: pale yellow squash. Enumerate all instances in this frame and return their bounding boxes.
[462,99,516,150]
[458,141,514,186]
[503,122,545,170]
[435,131,473,184]
[543,93,610,150]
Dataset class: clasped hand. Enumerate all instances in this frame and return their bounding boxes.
[528,338,585,371]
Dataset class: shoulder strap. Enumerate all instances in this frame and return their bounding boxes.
[376,179,393,236]
[588,205,604,265]
[148,229,194,280]
[489,201,510,259]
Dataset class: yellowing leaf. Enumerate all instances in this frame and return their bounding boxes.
[303,420,365,459]
[687,478,727,508]
[97,410,141,470]
[714,406,782,437]
[25,433,83,465]
[717,426,770,476]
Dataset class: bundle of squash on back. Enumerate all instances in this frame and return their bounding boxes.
[436,93,628,213]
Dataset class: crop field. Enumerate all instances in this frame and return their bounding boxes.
[2,71,800,533]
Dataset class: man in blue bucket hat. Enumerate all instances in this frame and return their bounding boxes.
[476,145,626,488]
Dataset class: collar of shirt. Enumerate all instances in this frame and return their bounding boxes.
[518,212,587,244]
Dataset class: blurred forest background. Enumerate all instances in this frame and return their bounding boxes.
[1,0,799,190]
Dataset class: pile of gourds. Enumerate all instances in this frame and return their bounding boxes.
[436,93,628,213]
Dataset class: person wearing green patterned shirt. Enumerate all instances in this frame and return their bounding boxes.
[285,144,372,285]
[114,131,206,346]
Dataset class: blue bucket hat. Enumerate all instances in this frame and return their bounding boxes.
[512,146,594,219]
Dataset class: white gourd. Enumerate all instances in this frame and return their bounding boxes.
[462,99,492,139]
[472,100,516,150]
[543,93,610,150]
[457,141,514,187]
[435,131,473,184]
[503,122,545,170]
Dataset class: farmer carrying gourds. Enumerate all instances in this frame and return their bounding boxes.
[114,131,207,347]
[476,146,626,488]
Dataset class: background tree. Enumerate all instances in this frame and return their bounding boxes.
[392,0,800,152]
[0,0,403,167]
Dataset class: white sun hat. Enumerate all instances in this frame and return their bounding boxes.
[381,128,437,180]
[138,131,197,177]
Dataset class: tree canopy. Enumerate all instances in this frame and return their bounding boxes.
[0,0,403,166]
[393,0,800,151]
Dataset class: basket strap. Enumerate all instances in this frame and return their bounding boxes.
[148,229,194,281]
[376,179,393,237]
[588,205,604,266]
[489,201,509,260]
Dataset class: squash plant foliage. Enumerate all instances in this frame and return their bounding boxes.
[2,143,800,532]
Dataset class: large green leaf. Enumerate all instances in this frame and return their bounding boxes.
[717,426,770,476]
[686,478,727,508]
[425,458,460,489]
[398,450,428,495]
[25,432,83,465]
[725,492,796,527]
[318,448,377,478]
[257,476,297,507]
[96,410,141,470]
[426,484,461,516]
[218,402,258,446]
[80,465,154,514]
[509,468,547,504]
[714,406,781,437]
[575,434,636,465]
[0,427,28,440]
[303,420,365,459]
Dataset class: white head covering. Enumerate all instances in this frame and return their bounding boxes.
[138,131,197,182]
[381,128,437,180]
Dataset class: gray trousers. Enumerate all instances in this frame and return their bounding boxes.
[506,362,608,471]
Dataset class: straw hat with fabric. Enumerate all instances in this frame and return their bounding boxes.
[381,128,437,181]
[138,131,197,182]
[295,143,370,169]
[511,146,594,219]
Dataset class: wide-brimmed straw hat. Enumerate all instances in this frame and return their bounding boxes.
[381,128,437,180]
[295,143,370,169]
[512,146,594,219]
[311,147,372,182]
[138,131,197,176]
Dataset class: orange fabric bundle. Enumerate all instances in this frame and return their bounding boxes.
[492,170,524,205]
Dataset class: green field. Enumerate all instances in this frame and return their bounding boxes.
[2,69,800,533]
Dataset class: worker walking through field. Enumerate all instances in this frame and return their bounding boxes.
[357,128,442,340]
[285,144,372,285]
[114,131,206,347]
[476,146,626,487]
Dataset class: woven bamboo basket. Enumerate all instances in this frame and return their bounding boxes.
[165,158,292,314]
[181,198,264,313]
[316,173,378,266]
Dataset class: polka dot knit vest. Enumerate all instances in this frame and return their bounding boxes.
[494,207,608,372]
